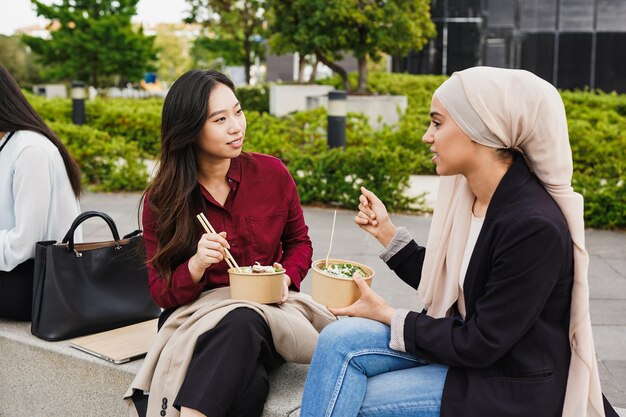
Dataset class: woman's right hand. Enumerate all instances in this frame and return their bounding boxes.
[354,187,397,247]
[188,231,230,283]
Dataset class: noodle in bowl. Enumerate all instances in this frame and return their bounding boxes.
[228,262,285,304]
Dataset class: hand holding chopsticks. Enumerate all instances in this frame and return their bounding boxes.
[196,213,242,272]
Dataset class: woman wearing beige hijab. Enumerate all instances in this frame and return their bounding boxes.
[300,67,618,417]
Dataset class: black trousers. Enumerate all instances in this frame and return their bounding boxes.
[133,307,284,417]
[0,259,34,321]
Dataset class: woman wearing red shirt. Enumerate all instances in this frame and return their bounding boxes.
[139,70,312,417]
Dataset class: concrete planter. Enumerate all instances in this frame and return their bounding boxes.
[307,94,407,130]
[346,94,407,129]
[269,84,334,117]
[268,84,407,129]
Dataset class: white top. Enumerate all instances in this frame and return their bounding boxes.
[0,130,82,271]
[457,214,484,318]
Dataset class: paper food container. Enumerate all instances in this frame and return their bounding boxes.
[228,267,285,304]
[311,259,375,308]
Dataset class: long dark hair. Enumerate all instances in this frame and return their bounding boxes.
[145,69,237,284]
[0,65,81,197]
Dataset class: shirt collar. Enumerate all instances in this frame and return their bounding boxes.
[489,152,533,211]
[226,155,242,185]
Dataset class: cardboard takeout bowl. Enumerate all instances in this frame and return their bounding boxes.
[311,259,375,308]
[228,267,285,304]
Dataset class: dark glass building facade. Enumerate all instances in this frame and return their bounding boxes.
[392,0,626,93]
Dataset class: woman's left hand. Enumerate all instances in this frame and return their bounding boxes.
[329,276,396,325]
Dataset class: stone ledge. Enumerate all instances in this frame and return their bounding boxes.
[0,319,305,417]
[2,319,624,417]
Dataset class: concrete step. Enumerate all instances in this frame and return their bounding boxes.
[2,319,624,416]
[287,406,626,417]
[0,319,306,417]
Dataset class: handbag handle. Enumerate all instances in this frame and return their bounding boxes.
[62,211,121,251]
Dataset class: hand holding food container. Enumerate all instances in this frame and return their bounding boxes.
[196,213,288,304]
[311,258,375,308]
[228,262,287,304]
[311,210,376,308]
[326,269,395,325]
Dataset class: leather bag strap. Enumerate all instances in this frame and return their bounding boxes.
[62,211,121,251]
[0,131,16,153]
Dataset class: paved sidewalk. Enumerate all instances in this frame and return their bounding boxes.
[81,192,626,408]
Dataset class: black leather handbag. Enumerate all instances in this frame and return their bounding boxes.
[31,211,161,341]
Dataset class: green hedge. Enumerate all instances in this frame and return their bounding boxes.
[562,91,626,228]
[85,98,162,157]
[321,73,625,228]
[25,73,625,228]
[48,121,149,191]
[27,93,162,157]
[244,108,421,210]
[237,84,270,113]
[286,146,418,211]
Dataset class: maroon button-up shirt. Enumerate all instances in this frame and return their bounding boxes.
[143,153,313,309]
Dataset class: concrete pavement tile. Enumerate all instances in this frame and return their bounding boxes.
[593,326,626,361]
[598,360,626,409]
[590,299,626,326]
[598,259,626,280]
[586,229,626,260]
[588,259,626,299]
[80,192,142,240]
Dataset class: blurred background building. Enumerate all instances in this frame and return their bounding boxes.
[392,0,626,93]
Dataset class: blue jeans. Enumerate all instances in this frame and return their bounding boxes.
[300,317,448,417]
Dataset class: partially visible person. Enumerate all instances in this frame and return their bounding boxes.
[124,69,334,417]
[0,65,82,321]
[300,67,619,417]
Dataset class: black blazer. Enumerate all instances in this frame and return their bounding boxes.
[388,155,616,417]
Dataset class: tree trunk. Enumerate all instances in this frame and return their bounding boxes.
[356,55,368,94]
[315,50,349,92]
[242,2,252,85]
[309,57,319,83]
[298,54,306,82]
[244,36,252,84]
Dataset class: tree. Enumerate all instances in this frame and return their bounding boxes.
[0,35,45,87]
[185,0,266,84]
[267,0,314,82]
[154,24,193,84]
[267,0,436,93]
[23,0,157,87]
[191,35,245,70]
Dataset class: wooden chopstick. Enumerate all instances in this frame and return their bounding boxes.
[195,213,241,271]
[325,210,337,267]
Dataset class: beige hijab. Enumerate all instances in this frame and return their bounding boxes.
[417,66,605,417]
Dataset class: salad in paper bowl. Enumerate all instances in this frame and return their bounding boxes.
[311,259,375,308]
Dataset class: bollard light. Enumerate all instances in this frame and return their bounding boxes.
[327,90,347,148]
[71,81,86,125]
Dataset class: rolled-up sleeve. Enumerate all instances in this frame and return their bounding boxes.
[389,308,412,352]
[379,226,413,263]
[142,197,204,309]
